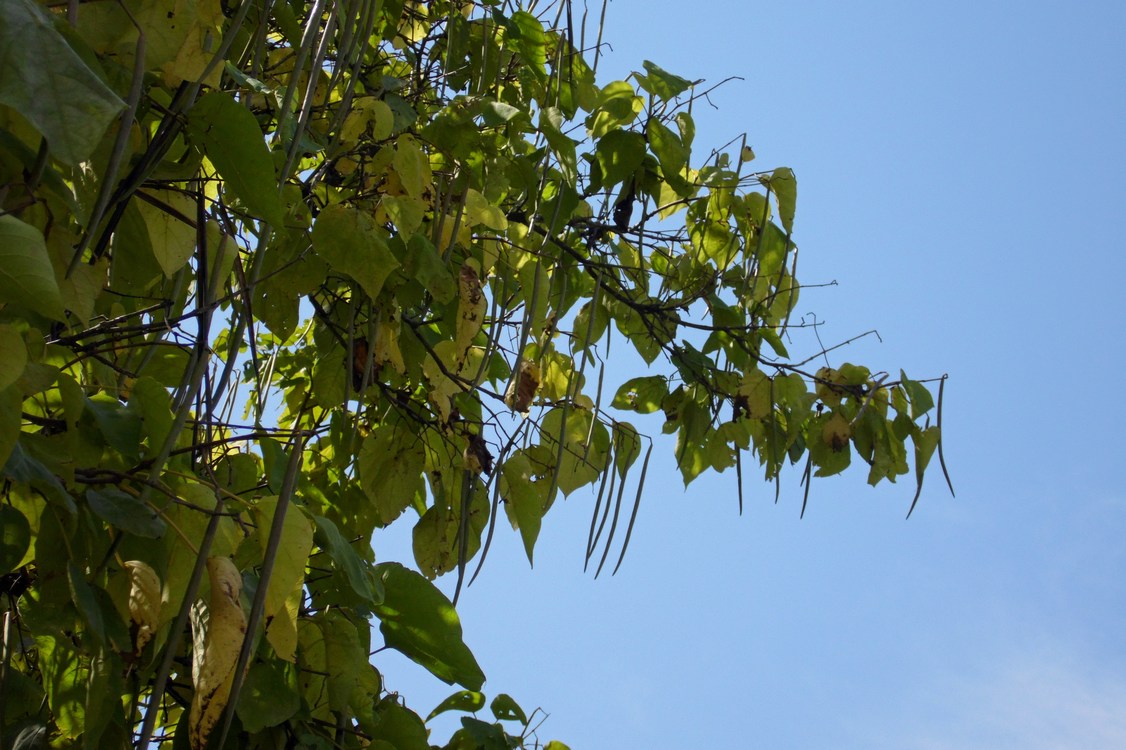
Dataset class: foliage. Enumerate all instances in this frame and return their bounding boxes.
[0,0,949,747]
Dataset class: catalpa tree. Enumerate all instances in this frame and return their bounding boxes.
[0,0,950,747]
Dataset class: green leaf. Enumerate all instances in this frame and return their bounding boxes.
[2,441,75,513]
[373,562,485,690]
[313,515,382,607]
[638,60,693,101]
[538,107,577,184]
[764,168,797,234]
[595,130,646,187]
[0,503,31,574]
[85,394,143,461]
[427,690,485,721]
[507,11,547,70]
[490,694,528,724]
[358,423,426,525]
[0,324,27,390]
[0,215,66,321]
[67,562,105,645]
[368,697,430,750]
[401,234,456,304]
[135,188,197,278]
[500,451,548,564]
[86,488,166,539]
[611,377,667,414]
[320,610,369,713]
[383,194,426,239]
[647,118,689,177]
[187,91,287,226]
[127,376,174,459]
[457,718,510,748]
[0,0,125,164]
[237,660,301,732]
[464,189,509,231]
[252,496,314,658]
[0,385,20,470]
[312,204,400,301]
[900,371,935,419]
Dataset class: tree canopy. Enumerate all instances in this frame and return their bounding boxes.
[0,0,950,748]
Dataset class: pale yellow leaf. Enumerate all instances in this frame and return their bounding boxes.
[252,497,313,662]
[124,560,161,653]
[189,557,247,750]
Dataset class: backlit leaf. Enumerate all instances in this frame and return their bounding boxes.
[187,91,287,226]
[373,562,485,690]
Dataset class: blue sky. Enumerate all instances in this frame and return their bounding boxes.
[375,2,1126,747]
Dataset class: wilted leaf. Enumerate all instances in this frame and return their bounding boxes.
[504,360,540,414]
[190,557,247,750]
[124,560,161,653]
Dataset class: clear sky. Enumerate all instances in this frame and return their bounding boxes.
[375,2,1126,747]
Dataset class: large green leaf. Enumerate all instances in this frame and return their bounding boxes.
[311,204,400,301]
[595,130,646,187]
[637,60,693,101]
[0,215,66,321]
[373,562,485,690]
[500,451,549,564]
[85,488,166,539]
[187,91,287,226]
[236,660,301,733]
[0,0,124,164]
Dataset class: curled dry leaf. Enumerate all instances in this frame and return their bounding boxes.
[190,557,247,750]
[505,360,540,414]
[124,560,161,653]
[454,261,486,367]
[463,433,494,475]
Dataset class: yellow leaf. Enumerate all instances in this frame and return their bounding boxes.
[340,97,393,147]
[252,497,313,662]
[190,557,247,750]
[136,188,196,277]
[464,189,508,230]
[124,560,161,653]
[373,315,406,375]
[160,0,224,87]
[392,135,431,200]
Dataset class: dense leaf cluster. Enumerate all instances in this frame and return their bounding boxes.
[0,0,948,747]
